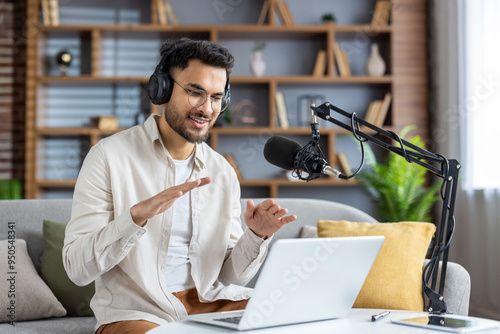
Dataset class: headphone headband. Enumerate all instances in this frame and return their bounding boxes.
[148,42,231,111]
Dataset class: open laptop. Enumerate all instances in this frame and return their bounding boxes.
[186,236,384,331]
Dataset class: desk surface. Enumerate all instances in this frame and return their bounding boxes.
[147,309,500,334]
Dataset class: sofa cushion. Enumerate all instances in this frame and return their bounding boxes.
[299,225,318,238]
[41,219,95,317]
[317,220,436,311]
[0,239,66,323]
[0,316,97,334]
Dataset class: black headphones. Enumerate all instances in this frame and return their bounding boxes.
[148,42,231,111]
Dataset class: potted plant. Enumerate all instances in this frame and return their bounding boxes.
[356,126,441,222]
[321,12,336,24]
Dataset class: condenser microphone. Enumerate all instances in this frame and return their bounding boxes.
[263,135,342,179]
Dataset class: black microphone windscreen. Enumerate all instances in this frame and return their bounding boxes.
[264,135,302,170]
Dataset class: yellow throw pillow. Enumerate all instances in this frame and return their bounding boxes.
[317,220,436,311]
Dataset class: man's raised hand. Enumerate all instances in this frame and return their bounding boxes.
[130,177,211,227]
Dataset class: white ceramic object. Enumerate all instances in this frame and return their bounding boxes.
[365,43,386,77]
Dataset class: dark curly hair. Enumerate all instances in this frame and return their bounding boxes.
[159,38,234,79]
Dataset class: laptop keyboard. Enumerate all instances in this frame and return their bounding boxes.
[214,316,242,325]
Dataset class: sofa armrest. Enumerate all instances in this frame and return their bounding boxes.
[422,260,471,316]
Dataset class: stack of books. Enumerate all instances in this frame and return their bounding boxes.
[152,0,178,25]
[363,92,392,127]
[333,42,351,77]
[40,0,59,26]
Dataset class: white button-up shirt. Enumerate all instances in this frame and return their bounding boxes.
[63,115,271,329]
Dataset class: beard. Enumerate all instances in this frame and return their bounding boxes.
[163,103,213,144]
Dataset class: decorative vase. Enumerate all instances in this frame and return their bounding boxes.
[250,50,266,77]
[365,43,386,77]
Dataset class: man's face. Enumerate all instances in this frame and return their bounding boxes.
[163,59,227,144]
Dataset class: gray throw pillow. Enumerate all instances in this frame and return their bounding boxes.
[0,239,66,323]
[299,225,318,238]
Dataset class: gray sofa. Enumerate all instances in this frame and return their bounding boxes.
[0,198,471,333]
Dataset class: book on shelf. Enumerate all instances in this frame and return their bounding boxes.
[363,92,392,127]
[151,0,158,24]
[153,0,178,25]
[164,1,179,25]
[41,0,59,26]
[373,92,392,126]
[364,100,382,125]
[223,154,244,181]
[333,42,351,77]
[336,153,352,175]
[275,91,290,129]
[312,50,327,77]
[371,0,391,26]
[257,0,271,25]
[155,0,167,25]
[49,0,59,26]
[276,1,295,26]
[340,50,351,76]
[257,0,294,26]
[40,0,50,25]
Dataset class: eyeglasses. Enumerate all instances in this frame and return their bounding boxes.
[173,79,229,113]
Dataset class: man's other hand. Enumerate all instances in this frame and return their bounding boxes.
[244,199,297,239]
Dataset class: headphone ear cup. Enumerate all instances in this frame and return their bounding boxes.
[148,73,173,105]
[222,81,231,112]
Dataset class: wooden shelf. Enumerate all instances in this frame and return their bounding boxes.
[212,127,351,135]
[240,178,357,187]
[239,177,357,198]
[38,76,149,83]
[35,126,391,138]
[25,0,428,199]
[38,75,393,84]
[37,127,127,136]
[38,23,391,33]
[38,24,391,43]
[35,177,355,191]
[232,76,393,84]
[37,180,77,188]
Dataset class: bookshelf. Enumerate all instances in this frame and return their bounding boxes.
[25,0,428,199]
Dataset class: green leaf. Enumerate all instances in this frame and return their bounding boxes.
[355,126,441,223]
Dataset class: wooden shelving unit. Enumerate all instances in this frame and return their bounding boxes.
[25,0,428,199]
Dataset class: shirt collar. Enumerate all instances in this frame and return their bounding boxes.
[144,114,207,171]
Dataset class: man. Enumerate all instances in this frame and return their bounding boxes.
[63,38,296,334]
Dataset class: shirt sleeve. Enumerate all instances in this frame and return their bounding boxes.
[62,144,146,287]
[218,228,273,287]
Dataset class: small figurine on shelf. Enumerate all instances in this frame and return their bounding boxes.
[321,12,336,24]
[91,116,118,131]
[249,41,266,77]
[231,99,258,127]
[55,50,72,76]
